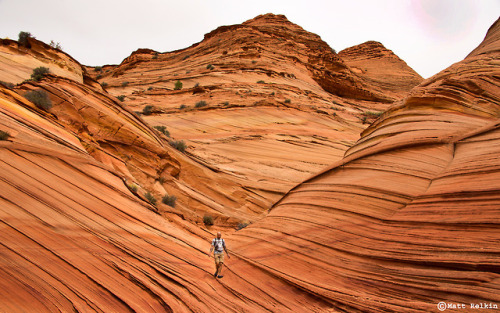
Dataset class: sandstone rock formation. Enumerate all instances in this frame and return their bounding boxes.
[91,13,422,206]
[2,12,493,313]
[0,83,335,312]
[0,37,85,84]
[232,17,500,312]
[339,41,423,98]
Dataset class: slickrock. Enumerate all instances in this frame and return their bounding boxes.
[11,75,276,225]
[231,18,500,312]
[0,37,85,84]
[0,86,332,312]
[93,14,420,203]
[339,41,423,98]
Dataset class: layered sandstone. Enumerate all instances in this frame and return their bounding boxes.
[0,37,85,84]
[0,86,333,312]
[339,41,423,98]
[231,17,500,312]
[92,13,422,204]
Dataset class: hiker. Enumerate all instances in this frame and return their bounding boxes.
[209,232,230,278]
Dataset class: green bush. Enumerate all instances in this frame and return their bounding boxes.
[101,82,108,88]
[49,40,62,50]
[162,195,177,207]
[223,101,229,106]
[116,95,125,102]
[31,67,50,82]
[206,64,214,70]
[0,130,10,141]
[284,99,291,104]
[194,83,200,88]
[127,183,138,193]
[121,81,129,87]
[143,105,154,115]
[203,215,214,226]
[153,125,170,137]
[174,80,183,90]
[0,81,14,89]
[152,53,158,59]
[24,90,52,111]
[144,192,157,206]
[195,100,207,108]
[363,111,383,117]
[147,86,153,91]
[257,80,265,84]
[237,222,249,230]
[169,140,186,152]
[94,66,102,72]
[179,104,187,109]
[18,31,32,48]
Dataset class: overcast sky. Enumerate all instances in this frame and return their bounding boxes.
[1,0,498,78]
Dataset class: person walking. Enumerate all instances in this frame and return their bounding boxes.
[209,232,230,278]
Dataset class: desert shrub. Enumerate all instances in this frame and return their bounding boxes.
[143,105,154,115]
[257,80,265,84]
[194,83,200,88]
[0,81,14,89]
[94,66,102,72]
[31,67,50,82]
[0,130,10,141]
[252,60,257,64]
[363,111,383,117]
[116,95,125,101]
[144,192,157,206]
[18,31,32,48]
[152,53,158,59]
[270,92,275,96]
[174,80,183,90]
[24,90,52,111]
[195,100,207,108]
[147,86,153,91]
[96,74,102,79]
[101,82,108,88]
[127,183,138,193]
[121,81,129,87]
[49,40,62,50]
[236,222,249,230]
[162,195,177,207]
[203,215,214,226]
[179,104,187,109]
[223,101,229,106]
[153,125,170,137]
[206,64,214,70]
[284,98,291,104]
[169,140,186,152]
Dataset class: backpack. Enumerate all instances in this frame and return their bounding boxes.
[213,238,225,251]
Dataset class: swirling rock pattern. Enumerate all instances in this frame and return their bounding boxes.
[231,18,500,312]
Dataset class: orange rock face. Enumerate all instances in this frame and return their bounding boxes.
[339,41,423,98]
[93,13,421,207]
[232,17,500,312]
[2,13,495,313]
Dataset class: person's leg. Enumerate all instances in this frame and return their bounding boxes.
[217,254,225,278]
[214,257,220,277]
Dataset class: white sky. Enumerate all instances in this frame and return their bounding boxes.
[0,0,498,78]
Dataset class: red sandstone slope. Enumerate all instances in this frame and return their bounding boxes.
[0,37,85,84]
[90,14,422,204]
[231,18,500,312]
[339,41,423,98]
[0,86,335,312]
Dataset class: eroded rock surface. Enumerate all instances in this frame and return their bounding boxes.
[231,18,500,312]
